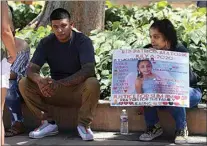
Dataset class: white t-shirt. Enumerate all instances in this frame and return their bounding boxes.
[0,58,11,88]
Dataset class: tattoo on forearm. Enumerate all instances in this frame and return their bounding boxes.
[27,63,40,74]
[58,63,95,86]
[26,63,41,83]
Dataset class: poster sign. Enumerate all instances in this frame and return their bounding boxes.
[111,49,189,107]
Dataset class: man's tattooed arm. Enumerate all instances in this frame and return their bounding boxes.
[58,62,95,86]
[26,62,42,84]
[26,62,57,97]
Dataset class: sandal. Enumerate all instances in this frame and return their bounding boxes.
[5,122,25,137]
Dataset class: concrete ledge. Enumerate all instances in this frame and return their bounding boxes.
[3,100,207,136]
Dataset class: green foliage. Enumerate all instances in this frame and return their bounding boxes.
[16,26,51,77]
[10,3,42,29]
[16,1,206,102]
[92,1,207,100]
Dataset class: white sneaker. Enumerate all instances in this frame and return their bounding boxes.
[29,120,58,139]
[77,125,94,141]
[139,123,163,141]
[174,126,188,144]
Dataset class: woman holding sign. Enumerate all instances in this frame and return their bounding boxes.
[139,18,202,144]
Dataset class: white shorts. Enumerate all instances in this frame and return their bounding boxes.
[0,58,11,88]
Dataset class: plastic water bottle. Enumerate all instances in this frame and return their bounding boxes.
[120,109,128,135]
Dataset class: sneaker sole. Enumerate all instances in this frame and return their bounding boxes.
[175,137,188,144]
[82,137,94,141]
[29,131,59,139]
[139,130,163,141]
[175,129,188,144]
[175,140,188,144]
[77,127,94,141]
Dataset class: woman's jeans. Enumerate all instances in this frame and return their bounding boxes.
[143,87,202,130]
[5,80,23,125]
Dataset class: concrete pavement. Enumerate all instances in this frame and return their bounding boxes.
[5,131,207,145]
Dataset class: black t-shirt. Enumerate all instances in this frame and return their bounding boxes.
[31,30,95,80]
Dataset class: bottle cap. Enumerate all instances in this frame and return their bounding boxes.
[122,109,126,112]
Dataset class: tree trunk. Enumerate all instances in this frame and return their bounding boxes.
[30,1,105,35]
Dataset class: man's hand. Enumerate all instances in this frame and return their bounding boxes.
[26,63,61,97]
[37,77,61,97]
[7,54,16,64]
[37,77,52,97]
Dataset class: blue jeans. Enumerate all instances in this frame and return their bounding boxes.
[143,87,202,130]
[5,80,23,125]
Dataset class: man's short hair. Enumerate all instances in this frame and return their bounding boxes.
[50,8,71,21]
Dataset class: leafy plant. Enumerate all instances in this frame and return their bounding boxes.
[15,1,206,102]
[92,1,207,100]
[16,26,51,77]
[9,2,42,30]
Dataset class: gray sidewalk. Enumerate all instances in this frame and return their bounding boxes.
[5,131,207,145]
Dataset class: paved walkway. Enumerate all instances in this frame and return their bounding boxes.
[5,131,207,145]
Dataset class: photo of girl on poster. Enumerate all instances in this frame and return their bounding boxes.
[135,59,162,94]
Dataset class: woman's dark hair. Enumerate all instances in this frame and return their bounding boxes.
[137,59,152,78]
[50,8,71,22]
[150,18,178,50]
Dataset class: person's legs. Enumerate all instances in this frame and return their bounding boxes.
[43,77,100,141]
[49,77,100,140]
[6,80,23,124]
[43,77,100,140]
[167,106,188,144]
[168,87,202,130]
[5,80,25,137]
[139,107,163,141]
[1,88,7,146]
[76,77,100,127]
[143,107,159,127]
[167,106,186,130]
[75,77,100,141]
[168,87,202,144]
[44,77,100,129]
[19,77,60,121]
[19,77,58,139]
[1,59,11,145]
[19,77,100,140]
[0,58,11,145]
